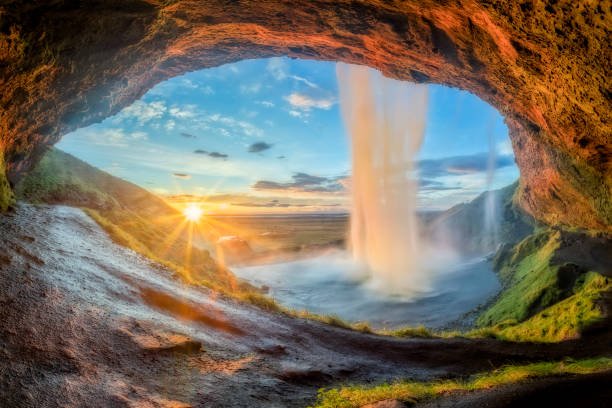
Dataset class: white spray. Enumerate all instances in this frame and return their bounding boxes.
[337,63,432,296]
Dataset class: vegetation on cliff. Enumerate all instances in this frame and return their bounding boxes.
[312,357,612,408]
[474,228,611,342]
[0,151,14,212]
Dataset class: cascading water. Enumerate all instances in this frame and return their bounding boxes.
[484,119,499,251]
[336,63,431,296]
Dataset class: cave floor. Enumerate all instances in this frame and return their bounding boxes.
[0,205,610,407]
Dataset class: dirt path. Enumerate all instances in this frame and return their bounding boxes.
[0,205,609,407]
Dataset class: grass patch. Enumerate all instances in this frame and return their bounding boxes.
[470,272,611,342]
[381,325,436,338]
[312,357,612,408]
[477,230,561,326]
[0,151,15,212]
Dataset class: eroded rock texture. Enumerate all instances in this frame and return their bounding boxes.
[0,0,610,229]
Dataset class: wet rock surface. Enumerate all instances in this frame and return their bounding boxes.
[0,1,610,229]
[0,204,611,407]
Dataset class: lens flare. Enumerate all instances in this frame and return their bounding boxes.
[183,203,204,222]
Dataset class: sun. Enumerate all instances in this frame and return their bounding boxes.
[183,203,204,222]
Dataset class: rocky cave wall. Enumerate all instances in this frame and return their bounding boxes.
[0,0,610,230]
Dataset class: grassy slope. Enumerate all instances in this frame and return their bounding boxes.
[312,357,612,408]
[473,228,611,342]
[15,148,271,301]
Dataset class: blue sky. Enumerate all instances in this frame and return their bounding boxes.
[57,57,518,213]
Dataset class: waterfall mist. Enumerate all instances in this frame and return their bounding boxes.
[337,63,434,296]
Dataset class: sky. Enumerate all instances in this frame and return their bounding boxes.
[57,57,519,213]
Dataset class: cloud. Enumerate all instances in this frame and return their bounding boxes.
[164,119,176,131]
[181,132,197,138]
[419,179,462,191]
[205,113,263,137]
[286,92,335,111]
[267,57,288,80]
[172,173,191,179]
[169,105,197,119]
[252,172,346,194]
[290,75,319,89]
[180,79,199,89]
[130,131,148,141]
[418,153,515,179]
[194,149,229,159]
[120,101,167,124]
[257,101,275,108]
[240,83,262,94]
[208,152,228,159]
[201,85,215,95]
[248,142,273,153]
[87,128,149,147]
[231,201,292,208]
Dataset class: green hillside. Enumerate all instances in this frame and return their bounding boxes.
[15,148,262,298]
[426,182,535,254]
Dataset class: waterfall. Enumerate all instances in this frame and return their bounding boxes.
[484,120,499,251]
[336,63,430,295]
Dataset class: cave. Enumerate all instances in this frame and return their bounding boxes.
[1,0,610,230]
[0,1,610,407]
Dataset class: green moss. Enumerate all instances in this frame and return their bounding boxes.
[478,230,566,326]
[312,357,612,408]
[0,151,15,212]
[472,272,611,342]
[15,148,117,208]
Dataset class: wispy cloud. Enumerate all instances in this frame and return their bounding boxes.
[169,105,197,119]
[286,92,335,111]
[257,101,275,108]
[119,101,167,124]
[172,173,191,179]
[240,82,262,94]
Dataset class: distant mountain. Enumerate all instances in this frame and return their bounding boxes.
[426,182,535,255]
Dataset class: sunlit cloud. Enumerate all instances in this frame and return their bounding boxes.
[286,92,335,111]
[252,172,346,194]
